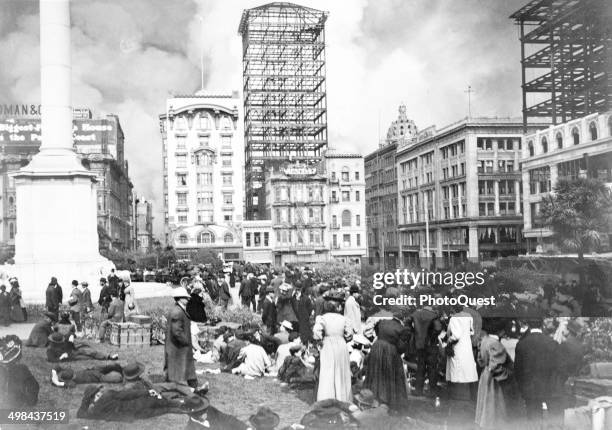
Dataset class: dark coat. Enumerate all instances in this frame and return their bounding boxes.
[25,320,53,347]
[514,331,560,401]
[0,291,10,323]
[81,288,93,312]
[261,298,277,331]
[218,280,231,302]
[411,308,438,350]
[76,388,176,422]
[108,274,120,294]
[164,304,196,384]
[9,286,25,322]
[186,406,248,430]
[558,336,585,380]
[45,284,62,313]
[98,285,112,308]
[0,363,39,408]
[296,294,313,343]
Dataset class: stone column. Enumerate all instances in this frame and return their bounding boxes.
[458,183,464,217]
[515,180,521,214]
[494,180,500,215]
[468,226,478,263]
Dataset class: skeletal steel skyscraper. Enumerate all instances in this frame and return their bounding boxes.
[239,3,328,220]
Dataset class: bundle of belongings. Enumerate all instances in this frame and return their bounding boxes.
[0,335,39,408]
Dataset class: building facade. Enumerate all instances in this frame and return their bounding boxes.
[239,3,328,220]
[324,152,367,264]
[0,111,134,252]
[522,111,612,252]
[134,197,154,253]
[396,117,541,269]
[159,91,244,261]
[242,220,275,265]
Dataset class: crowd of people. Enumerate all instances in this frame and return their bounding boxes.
[0,263,594,429]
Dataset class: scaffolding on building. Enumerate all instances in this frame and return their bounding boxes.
[239,2,328,220]
[510,0,612,129]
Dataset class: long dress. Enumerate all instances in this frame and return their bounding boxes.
[446,313,478,383]
[364,318,410,411]
[10,286,25,322]
[313,312,352,402]
[475,335,521,428]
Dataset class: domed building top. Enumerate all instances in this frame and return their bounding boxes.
[386,104,418,144]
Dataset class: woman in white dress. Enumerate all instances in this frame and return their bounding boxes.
[312,295,353,402]
[446,307,478,400]
[123,281,139,316]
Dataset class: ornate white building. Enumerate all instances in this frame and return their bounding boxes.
[159,91,244,261]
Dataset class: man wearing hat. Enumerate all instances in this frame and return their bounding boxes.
[51,362,124,387]
[218,273,231,310]
[0,335,39,408]
[98,277,112,314]
[261,286,277,335]
[248,406,280,430]
[47,331,118,362]
[80,281,93,328]
[25,311,58,347]
[165,286,199,388]
[344,285,362,334]
[45,276,63,319]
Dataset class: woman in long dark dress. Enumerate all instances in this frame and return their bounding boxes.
[9,280,26,322]
[364,317,410,412]
[295,288,313,344]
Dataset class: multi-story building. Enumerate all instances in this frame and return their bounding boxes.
[0,110,134,252]
[264,162,328,266]
[325,152,367,264]
[134,197,154,253]
[242,220,275,265]
[522,111,612,252]
[239,3,328,220]
[396,117,544,269]
[159,91,244,262]
[365,106,416,269]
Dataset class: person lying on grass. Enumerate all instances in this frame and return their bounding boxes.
[46,331,118,362]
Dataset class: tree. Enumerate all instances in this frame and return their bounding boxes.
[192,249,223,273]
[540,177,612,262]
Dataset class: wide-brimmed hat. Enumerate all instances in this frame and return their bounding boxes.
[354,389,379,408]
[249,406,280,429]
[280,320,293,331]
[172,286,191,299]
[183,396,209,414]
[48,332,66,344]
[0,335,22,364]
[43,311,58,322]
[122,361,145,381]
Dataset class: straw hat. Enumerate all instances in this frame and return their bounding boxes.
[122,361,145,381]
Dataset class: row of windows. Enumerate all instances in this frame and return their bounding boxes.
[330,190,360,202]
[478,202,519,216]
[332,233,362,248]
[245,232,270,247]
[478,180,517,196]
[476,138,519,151]
[527,119,610,157]
[331,211,361,227]
[274,185,323,202]
[330,168,360,182]
[442,182,467,199]
[476,159,515,173]
[177,231,234,244]
[441,140,465,159]
[173,114,233,132]
[275,229,324,245]
[441,163,466,180]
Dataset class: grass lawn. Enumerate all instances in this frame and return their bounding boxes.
[8,296,313,430]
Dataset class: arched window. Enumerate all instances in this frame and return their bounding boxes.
[9,223,14,239]
[556,132,563,149]
[541,137,548,153]
[589,122,598,141]
[175,116,188,131]
[224,233,233,244]
[197,232,214,244]
[341,166,350,182]
[222,116,232,130]
[196,114,210,130]
[178,234,188,244]
[341,209,351,227]
[572,127,580,145]
[528,141,534,156]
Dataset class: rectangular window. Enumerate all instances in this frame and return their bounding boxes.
[485,160,494,173]
[254,232,261,247]
[222,174,232,185]
[176,154,187,168]
[356,215,360,226]
[177,193,187,206]
[355,191,360,201]
[342,171,349,181]
[222,156,231,167]
[479,203,486,216]
[246,233,251,247]
[343,234,351,247]
[177,174,187,186]
[487,202,494,215]
[263,232,269,246]
[355,171,360,180]
[178,215,187,223]
[221,136,231,147]
[507,160,514,172]
[223,193,232,204]
[342,191,350,202]
[356,234,361,247]
[176,136,186,149]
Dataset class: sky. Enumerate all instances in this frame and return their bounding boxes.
[0,0,528,237]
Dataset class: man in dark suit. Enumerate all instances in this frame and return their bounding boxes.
[107,269,120,297]
[45,277,63,318]
[261,287,277,335]
[515,319,562,420]
[411,304,440,396]
[218,275,231,309]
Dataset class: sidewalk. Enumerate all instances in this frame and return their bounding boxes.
[0,322,35,340]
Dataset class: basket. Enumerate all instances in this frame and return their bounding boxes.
[109,322,152,347]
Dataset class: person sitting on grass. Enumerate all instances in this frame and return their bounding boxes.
[274,320,293,345]
[98,290,125,343]
[46,332,118,362]
[0,335,39,408]
[274,332,302,372]
[232,331,272,378]
[25,311,58,348]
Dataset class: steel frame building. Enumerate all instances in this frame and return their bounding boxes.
[239,2,328,220]
[511,0,611,129]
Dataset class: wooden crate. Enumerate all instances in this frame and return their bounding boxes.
[109,322,152,347]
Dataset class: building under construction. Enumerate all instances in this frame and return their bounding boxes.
[511,0,611,128]
[239,3,328,220]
